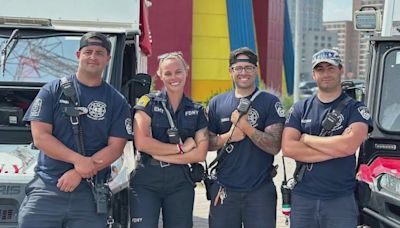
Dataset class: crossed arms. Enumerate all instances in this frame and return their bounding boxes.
[281,122,369,163]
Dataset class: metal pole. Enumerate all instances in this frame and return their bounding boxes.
[293,0,301,102]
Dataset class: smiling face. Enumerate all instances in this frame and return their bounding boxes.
[229,54,257,91]
[312,62,343,93]
[157,56,188,93]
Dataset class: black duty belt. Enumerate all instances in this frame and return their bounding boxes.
[145,157,171,168]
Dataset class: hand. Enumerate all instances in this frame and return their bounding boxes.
[57,169,82,192]
[230,110,249,130]
[181,137,196,153]
[228,123,246,142]
[73,156,102,178]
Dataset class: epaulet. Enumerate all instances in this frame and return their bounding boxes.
[136,91,163,108]
[192,101,204,109]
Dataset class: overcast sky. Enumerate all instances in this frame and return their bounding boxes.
[323,0,353,22]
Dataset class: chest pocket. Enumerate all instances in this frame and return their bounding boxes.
[152,112,170,135]
[179,117,197,141]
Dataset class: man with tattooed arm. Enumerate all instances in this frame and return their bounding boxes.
[206,47,285,228]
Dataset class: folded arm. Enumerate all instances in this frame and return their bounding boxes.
[154,127,209,164]
[301,122,369,157]
[281,127,335,163]
[133,110,182,156]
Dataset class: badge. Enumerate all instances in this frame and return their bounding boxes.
[137,95,150,107]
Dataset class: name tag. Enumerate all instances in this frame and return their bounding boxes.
[301,119,312,123]
[221,117,230,123]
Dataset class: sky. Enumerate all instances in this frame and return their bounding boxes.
[323,0,353,22]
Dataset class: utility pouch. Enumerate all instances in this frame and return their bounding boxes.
[189,163,205,183]
[203,175,215,200]
[94,183,111,214]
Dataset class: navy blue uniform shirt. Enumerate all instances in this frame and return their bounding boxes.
[285,93,373,199]
[207,89,286,192]
[134,90,208,149]
[24,75,132,182]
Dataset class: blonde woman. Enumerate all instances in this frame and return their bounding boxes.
[130,52,208,228]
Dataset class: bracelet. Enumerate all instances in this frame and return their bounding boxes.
[177,144,184,154]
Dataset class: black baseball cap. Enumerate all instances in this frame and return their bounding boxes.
[229,47,258,66]
[79,32,111,53]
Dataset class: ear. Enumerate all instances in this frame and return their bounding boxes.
[76,51,80,59]
[312,70,317,81]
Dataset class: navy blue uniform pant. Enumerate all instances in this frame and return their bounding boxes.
[208,181,277,228]
[290,193,358,228]
[18,176,106,228]
[130,164,194,228]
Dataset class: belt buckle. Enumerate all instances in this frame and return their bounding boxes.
[225,144,234,153]
[160,161,170,168]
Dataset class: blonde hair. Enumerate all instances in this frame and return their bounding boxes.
[157,51,189,76]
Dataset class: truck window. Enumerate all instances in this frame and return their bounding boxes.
[378,48,400,131]
[0,34,116,84]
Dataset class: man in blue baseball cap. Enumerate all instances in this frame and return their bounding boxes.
[282,49,373,228]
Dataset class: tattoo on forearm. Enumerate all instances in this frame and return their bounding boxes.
[249,123,283,154]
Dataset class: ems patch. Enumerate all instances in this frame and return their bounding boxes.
[275,102,285,118]
[358,106,371,120]
[125,118,132,135]
[31,98,43,117]
[137,95,150,107]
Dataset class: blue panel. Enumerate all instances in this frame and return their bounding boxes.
[226,0,258,83]
[226,0,256,52]
[283,0,294,95]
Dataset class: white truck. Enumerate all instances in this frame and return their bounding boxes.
[0,1,151,227]
[354,1,400,227]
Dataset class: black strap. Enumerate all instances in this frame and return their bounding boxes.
[208,90,264,174]
[60,77,87,156]
[284,95,352,186]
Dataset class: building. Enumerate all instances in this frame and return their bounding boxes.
[324,21,358,79]
[353,0,385,79]
[288,0,337,81]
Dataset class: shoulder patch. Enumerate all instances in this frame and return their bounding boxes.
[275,101,286,118]
[136,95,151,107]
[358,106,371,120]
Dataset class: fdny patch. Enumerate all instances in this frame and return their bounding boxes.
[247,108,259,127]
[31,98,43,117]
[185,110,199,116]
[87,101,106,120]
[125,118,132,135]
[137,95,150,108]
[275,102,285,117]
[358,106,371,120]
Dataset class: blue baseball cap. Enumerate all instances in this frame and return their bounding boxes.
[312,49,342,68]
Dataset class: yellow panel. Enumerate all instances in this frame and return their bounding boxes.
[193,0,226,14]
[192,37,230,59]
[192,80,233,102]
[192,59,230,80]
[193,14,229,37]
[192,0,230,99]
